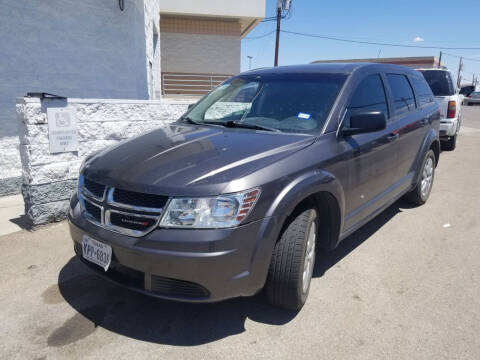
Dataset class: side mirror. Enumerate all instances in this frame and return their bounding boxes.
[187,103,195,110]
[342,111,387,136]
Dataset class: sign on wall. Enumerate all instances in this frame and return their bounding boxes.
[47,107,78,153]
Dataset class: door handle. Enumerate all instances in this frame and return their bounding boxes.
[419,118,429,126]
[386,133,399,142]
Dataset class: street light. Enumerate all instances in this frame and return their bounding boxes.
[247,56,253,70]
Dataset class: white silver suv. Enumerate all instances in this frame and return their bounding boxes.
[417,68,461,150]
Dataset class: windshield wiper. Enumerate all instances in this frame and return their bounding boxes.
[184,118,280,132]
[181,116,202,125]
[225,121,280,132]
[182,117,225,128]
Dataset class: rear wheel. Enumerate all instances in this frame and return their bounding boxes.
[404,149,435,205]
[265,207,317,310]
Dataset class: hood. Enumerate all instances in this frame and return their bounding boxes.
[83,123,314,196]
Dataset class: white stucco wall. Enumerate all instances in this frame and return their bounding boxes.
[161,32,240,75]
[17,97,193,226]
[0,0,160,195]
[144,0,162,99]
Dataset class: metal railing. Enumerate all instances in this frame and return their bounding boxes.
[161,72,232,96]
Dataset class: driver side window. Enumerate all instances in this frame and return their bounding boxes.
[347,74,389,126]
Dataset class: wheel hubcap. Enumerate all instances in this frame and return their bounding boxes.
[302,221,316,294]
[421,157,434,198]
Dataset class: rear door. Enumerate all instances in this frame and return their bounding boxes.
[342,73,399,231]
[384,73,430,187]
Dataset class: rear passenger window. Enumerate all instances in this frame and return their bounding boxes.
[410,76,434,106]
[348,74,389,117]
[386,74,416,116]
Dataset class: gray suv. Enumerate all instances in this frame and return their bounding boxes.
[69,63,440,310]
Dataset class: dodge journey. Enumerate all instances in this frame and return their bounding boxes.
[69,63,440,310]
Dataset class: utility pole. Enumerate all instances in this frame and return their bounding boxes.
[274,2,282,67]
[273,0,291,66]
[438,51,442,67]
[457,57,463,88]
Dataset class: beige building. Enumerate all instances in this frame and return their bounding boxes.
[312,56,442,69]
[159,0,265,97]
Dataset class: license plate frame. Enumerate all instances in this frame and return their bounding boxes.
[82,235,112,271]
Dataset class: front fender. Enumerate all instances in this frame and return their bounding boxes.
[265,169,346,239]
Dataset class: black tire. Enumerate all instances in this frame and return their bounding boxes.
[265,207,318,310]
[442,134,457,151]
[404,149,436,205]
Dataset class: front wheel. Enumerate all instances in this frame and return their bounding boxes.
[265,207,317,310]
[404,149,436,205]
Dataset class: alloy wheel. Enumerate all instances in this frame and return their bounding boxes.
[421,157,434,199]
[302,222,316,294]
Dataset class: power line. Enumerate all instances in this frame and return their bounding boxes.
[280,30,480,50]
[443,52,480,63]
[244,30,276,40]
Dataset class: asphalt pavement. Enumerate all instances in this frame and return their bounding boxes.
[0,106,479,360]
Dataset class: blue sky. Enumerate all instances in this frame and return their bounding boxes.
[241,0,480,85]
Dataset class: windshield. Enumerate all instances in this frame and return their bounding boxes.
[183,73,347,134]
[419,70,456,96]
[471,92,480,98]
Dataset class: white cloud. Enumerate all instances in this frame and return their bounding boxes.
[413,36,425,42]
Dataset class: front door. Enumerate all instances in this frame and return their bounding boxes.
[341,73,399,231]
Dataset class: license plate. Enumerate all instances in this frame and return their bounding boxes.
[82,235,112,271]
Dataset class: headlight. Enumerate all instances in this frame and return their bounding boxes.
[159,188,260,229]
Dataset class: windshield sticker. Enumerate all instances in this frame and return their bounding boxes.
[297,112,311,120]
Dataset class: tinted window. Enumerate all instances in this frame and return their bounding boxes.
[348,74,388,117]
[386,74,416,115]
[410,75,434,106]
[419,70,456,96]
[460,85,475,96]
[187,74,347,134]
[471,92,480,98]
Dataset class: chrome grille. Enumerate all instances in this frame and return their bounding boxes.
[78,175,167,237]
[84,200,102,223]
[84,178,106,200]
[112,188,168,209]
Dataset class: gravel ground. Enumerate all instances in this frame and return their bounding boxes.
[0,107,479,360]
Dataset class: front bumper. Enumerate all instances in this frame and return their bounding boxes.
[68,195,279,303]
